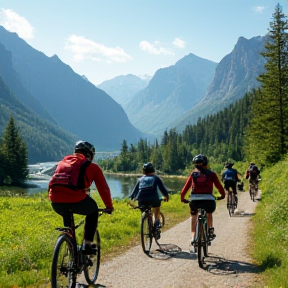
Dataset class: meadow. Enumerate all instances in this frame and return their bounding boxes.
[0,192,189,288]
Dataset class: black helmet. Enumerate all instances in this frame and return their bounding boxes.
[74,140,95,160]
[225,162,234,168]
[143,162,155,174]
[192,154,208,166]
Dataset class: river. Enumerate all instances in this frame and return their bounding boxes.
[1,162,187,198]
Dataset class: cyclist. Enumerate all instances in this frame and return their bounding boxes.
[221,162,241,207]
[48,140,114,255]
[180,154,225,248]
[129,162,169,238]
[245,162,261,190]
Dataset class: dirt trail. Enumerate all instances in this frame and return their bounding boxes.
[78,190,263,288]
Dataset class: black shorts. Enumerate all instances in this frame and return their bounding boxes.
[189,200,216,215]
[224,180,237,194]
[138,199,161,209]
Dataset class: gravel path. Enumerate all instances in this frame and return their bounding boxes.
[78,190,263,288]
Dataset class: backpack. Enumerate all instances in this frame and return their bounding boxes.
[139,175,156,190]
[49,154,91,191]
[249,165,259,178]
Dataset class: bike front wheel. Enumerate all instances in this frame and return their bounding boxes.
[51,233,76,288]
[159,212,165,228]
[84,229,101,284]
[141,214,153,255]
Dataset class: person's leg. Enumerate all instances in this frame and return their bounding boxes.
[189,201,199,242]
[70,196,98,243]
[51,203,73,227]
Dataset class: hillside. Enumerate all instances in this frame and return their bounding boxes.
[0,75,76,163]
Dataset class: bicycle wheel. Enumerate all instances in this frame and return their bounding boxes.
[159,212,165,228]
[203,222,209,257]
[84,229,101,284]
[51,234,76,288]
[227,193,232,217]
[141,214,153,255]
[197,222,206,269]
[231,194,235,214]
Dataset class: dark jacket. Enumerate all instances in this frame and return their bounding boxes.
[129,174,169,202]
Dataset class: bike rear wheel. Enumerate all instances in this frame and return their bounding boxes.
[51,233,76,288]
[197,222,206,269]
[141,214,153,255]
[227,193,232,217]
[203,222,209,257]
[84,229,101,284]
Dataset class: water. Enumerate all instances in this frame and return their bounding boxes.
[1,172,187,199]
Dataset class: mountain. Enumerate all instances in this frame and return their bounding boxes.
[0,74,77,164]
[123,54,217,134]
[0,42,55,123]
[171,36,267,132]
[97,74,151,105]
[0,26,147,152]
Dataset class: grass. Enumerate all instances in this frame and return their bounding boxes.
[0,192,189,288]
[251,157,288,287]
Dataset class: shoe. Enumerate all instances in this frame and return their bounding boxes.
[82,243,97,255]
[208,227,216,241]
[189,240,197,253]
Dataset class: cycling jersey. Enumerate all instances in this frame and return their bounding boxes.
[181,168,225,199]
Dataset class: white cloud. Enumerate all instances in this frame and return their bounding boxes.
[253,6,266,13]
[173,38,186,48]
[139,40,174,55]
[65,35,132,63]
[0,9,34,39]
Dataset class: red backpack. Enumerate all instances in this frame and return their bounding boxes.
[49,154,91,191]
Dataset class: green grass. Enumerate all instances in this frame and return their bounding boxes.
[0,192,188,288]
[251,157,288,287]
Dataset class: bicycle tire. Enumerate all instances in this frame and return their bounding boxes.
[51,233,76,288]
[197,222,206,269]
[84,229,101,284]
[227,193,232,217]
[141,214,153,255]
[159,212,165,228]
[203,222,209,257]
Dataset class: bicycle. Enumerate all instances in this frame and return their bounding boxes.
[226,187,237,217]
[249,180,259,202]
[132,205,165,255]
[51,208,109,288]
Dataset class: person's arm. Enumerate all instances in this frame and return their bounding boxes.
[87,164,113,209]
[129,181,140,200]
[180,175,192,201]
[212,172,225,198]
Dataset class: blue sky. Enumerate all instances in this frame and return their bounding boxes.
[0,0,287,86]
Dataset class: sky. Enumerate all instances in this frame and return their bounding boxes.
[0,0,287,86]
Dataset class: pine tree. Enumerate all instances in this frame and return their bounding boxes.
[245,4,288,165]
[1,116,28,185]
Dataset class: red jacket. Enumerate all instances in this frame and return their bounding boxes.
[49,154,113,208]
[181,168,225,200]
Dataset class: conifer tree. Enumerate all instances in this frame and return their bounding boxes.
[1,116,28,185]
[245,4,288,165]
